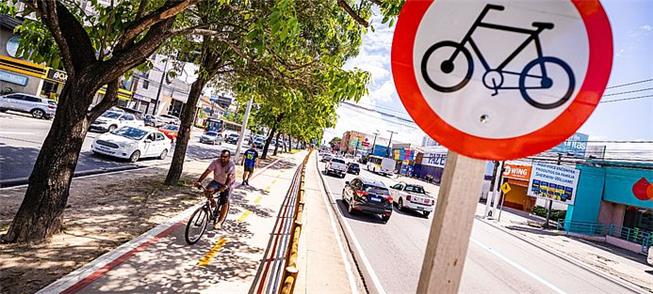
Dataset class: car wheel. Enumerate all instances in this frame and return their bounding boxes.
[398,198,404,211]
[108,125,117,132]
[159,149,168,160]
[129,150,141,162]
[31,109,44,119]
[382,215,391,223]
[423,211,431,218]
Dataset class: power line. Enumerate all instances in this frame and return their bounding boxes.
[606,78,653,89]
[603,87,653,97]
[600,94,653,104]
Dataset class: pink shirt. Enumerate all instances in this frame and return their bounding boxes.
[208,159,236,187]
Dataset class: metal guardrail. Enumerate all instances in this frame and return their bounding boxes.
[250,151,311,294]
[558,221,652,254]
[557,220,611,236]
[612,226,653,254]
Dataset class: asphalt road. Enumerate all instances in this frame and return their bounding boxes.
[0,111,239,185]
[317,159,636,294]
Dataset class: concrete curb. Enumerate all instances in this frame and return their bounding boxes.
[314,153,386,294]
[476,217,648,294]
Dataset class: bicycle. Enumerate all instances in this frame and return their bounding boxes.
[420,4,575,110]
[185,184,222,245]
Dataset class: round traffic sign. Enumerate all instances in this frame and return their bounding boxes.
[392,0,612,160]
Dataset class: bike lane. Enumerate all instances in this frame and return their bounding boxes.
[40,152,306,294]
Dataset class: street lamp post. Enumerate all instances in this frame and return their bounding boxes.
[152,56,169,115]
[386,130,397,157]
[371,130,380,155]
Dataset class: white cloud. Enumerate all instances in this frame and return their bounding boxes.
[640,24,653,31]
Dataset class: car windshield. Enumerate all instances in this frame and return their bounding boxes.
[101,111,121,119]
[332,159,345,164]
[349,164,360,169]
[112,127,147,140]
[405,185,426,194]
[364,185,389,196]
[206,132,218,136]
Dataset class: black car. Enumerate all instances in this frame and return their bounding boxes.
[342,177,392,223]
[225,133,239,144]
[347,162,360,175]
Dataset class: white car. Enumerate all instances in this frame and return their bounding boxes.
[157,114,181,125]
[90,110,144,132]
[91,126,171,162]
[389,182,435,217]
[199,131,223,145]
[0,93,57,119]
[325,157,347,178]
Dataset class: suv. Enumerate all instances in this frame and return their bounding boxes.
[325,157,347,178]
[347,162,360,175]
[342,177,393,223]
[90,110,144,132]
[225,133,239,144]
[0,93,57,119]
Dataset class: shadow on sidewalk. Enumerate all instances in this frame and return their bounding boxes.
[575,238,651,266]
[504,225,562,237]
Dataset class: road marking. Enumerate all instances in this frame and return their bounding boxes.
[317,163,361,294]
[254,196,263,204]
[237,210,252,223]
[470,238,567,294]
[197,237,228,267]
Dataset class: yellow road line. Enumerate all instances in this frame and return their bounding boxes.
[197,237,227,267]
[237,210,252,223]
[254,196,262,204]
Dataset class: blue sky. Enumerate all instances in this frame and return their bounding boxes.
[325,0,653,145]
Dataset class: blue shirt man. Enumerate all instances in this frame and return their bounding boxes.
[242,144,259,186]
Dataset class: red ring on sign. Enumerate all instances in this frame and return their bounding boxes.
[391,0,612,160]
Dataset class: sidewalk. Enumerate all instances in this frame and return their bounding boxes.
[475,205,653,293]
[0,152,301,293]
[294,153,365,293]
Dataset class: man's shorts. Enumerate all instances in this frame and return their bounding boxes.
[207,180,230,205]
[244,164,255,173]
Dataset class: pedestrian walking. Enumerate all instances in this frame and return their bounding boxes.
[242,143,259,186]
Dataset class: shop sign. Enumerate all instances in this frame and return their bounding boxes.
[502,163,532,181]
[632,177,653,201]
[6,36,20,58]
[0,69,28,86]
[527,163,580,205]
[423,152,447,168]
[46,69,68,83]
[551,132,588,157]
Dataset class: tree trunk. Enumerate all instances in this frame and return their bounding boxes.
[261,127,276,160]
[273,131,281,156]
[4,78,99,243]
[165,77,207,186]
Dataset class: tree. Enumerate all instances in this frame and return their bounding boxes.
[330,137,342,149]
[1,0,199,243]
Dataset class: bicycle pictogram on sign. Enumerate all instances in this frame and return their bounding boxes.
[420,4,576,110]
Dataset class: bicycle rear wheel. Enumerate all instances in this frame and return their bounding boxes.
[519,56,575,110]
[185,206,209,245]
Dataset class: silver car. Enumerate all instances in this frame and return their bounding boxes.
[0,93,57,119]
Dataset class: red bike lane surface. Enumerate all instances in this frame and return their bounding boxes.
[47,152,304,294]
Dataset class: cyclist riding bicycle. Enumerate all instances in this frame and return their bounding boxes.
[194,149,235,230]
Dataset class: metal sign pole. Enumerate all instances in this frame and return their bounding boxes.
[417,151,487,294]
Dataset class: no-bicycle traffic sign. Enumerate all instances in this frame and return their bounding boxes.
[392,0,613,160]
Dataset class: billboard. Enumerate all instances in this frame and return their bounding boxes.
[502,163,532,181]
[527,163,580,205]
[422,152,447,168]
[550,133,588,158]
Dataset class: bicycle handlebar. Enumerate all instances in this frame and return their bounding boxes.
[486,4,505,11]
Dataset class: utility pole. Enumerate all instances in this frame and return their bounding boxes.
[485,161,504,218]
[371,130,380,155]
[152,56,169,115]
[544,154,563,229]
[234,97,253,163]
[386,130,397,158]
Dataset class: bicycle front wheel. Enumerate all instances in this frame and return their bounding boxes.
[185,206,209,245]
[519,56,575,110]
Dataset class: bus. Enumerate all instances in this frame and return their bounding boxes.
[366,155,396,176]
[206,117,242,134]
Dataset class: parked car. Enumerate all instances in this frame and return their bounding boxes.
[200,131,223,145]
[253,138,265,149]
[325,157,347,178]
[159,124,179,142]
[225,133,239,144]
[143,114,165,127]
[91,126,171,162]
[320,153,333,162]
[342,177,393,222]
[347,162,360,175]
[90,110,144,132]
[158,114,181,125]
[0,93,57,119]
[389,182,434,217]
